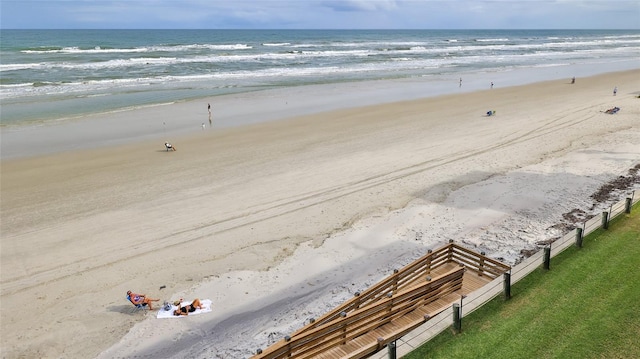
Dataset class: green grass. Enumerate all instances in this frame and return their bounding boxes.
[405,206,640,359]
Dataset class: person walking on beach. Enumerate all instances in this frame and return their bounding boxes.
[613,86,617,96]
[571,77,575,84]
[459,77,462,87]
[491,82,494,89]
[208,103,212,127]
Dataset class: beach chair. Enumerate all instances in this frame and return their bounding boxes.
[127,295,147,313]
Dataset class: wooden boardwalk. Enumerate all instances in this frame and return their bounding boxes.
[435,263,492,294]
[253,242,510,359]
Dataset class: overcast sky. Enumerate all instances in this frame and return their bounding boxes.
[1,0,639,30]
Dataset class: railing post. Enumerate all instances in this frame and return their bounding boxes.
[340,311,347,345]
[354,291,361,310]
[452,303,462,333]
[625,197,632,214]
[503,272,511,300]
[601,211,609,229]
[478,251,485,276]
[388,341,397,359]
[575,227,583,248]
[392,269,399,295]
[284,335,292,357]
[426,249,432,276]
[543,245,551,270]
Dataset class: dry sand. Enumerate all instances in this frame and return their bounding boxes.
[1,70,639,358]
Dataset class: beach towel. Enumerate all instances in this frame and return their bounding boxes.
[156,299,213,319]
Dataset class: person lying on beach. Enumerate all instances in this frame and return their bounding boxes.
[127,291,160,310]
[486,110,496,116]
[173,298,204,316]
[604,107,620,114]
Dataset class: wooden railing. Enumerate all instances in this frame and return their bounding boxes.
[252,242,511,359]
[295,242,509,334]
[253,267,465,359]
[448,243,511,278]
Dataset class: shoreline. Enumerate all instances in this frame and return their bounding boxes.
[1,69,639,359]
[2,60,638,160]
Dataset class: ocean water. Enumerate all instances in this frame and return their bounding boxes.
[1,29,639,127]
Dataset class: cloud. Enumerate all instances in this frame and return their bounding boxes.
[321,0,398,12]
[0,0,638,29]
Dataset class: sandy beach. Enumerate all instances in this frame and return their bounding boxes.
[1,70,639,358]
